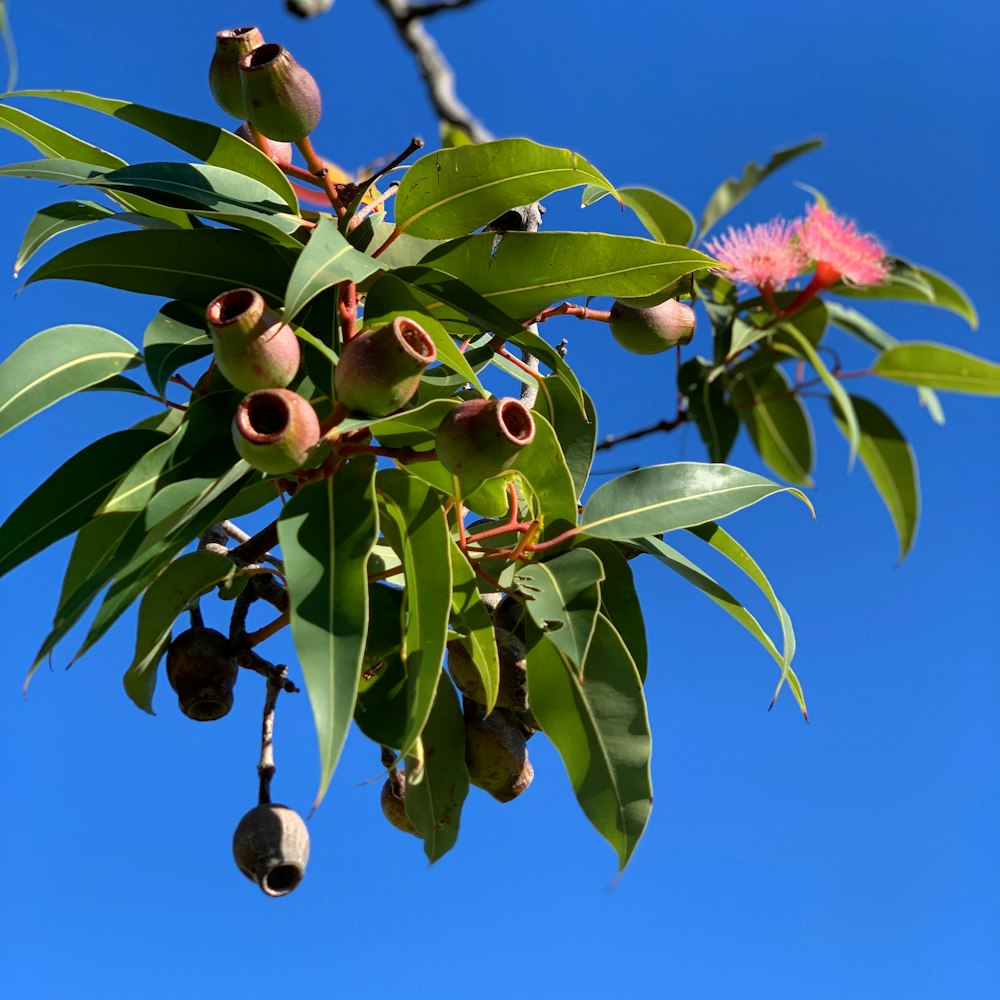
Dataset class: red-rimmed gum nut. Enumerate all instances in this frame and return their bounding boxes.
[465,709,534,803]
[380,771,418,837]
[435,398,535,484]
[448,627,528,710]
[232,803,310,897]
[234,122,293,164]
[166,627,238,721]
[239,43,321,143]
[609,298,696,355]
[209,27,265,119]
[334,317,436,417]
[206,288,300,393]
[233,388,320,475]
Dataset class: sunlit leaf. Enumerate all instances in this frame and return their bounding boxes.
[448,538,500,713]
[872,342,1000,395]
[142,300,211,397]
[619,186,695,246]
[678,357,738,463]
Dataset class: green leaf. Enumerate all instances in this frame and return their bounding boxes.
[283,215,382,321]
[14,200,113,275]
[576,538,648,681]
[394,138,618,239]
[142,301,211,397]
[0,157,110,184]
[533,376,596,498]
[698,139,823,239]
[871,342,1000,395]
[448,539,501,713]
[580,463,812,540]
[403,679,470,863]
[279,457,379,809]
[377,469,453,757]
[0,324,141,438]
[730,366,814,486]
[26,228,297,304]
[780,322,859,464]
[0,426,166,579]
[8,90,298,210]
[832,395,919,562]
[526,614,652,870]
[678,357,738,463]
[0,103,123,167]
[832,258,978,329]
[514,549,604,675]
[510,411,579,539]
[420,232,717,322]
[122,550,235,713]
[354,588,408,748]
[619,186,695,246]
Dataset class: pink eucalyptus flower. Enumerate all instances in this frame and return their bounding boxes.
[704,218,808,291]
[796,203,889,286]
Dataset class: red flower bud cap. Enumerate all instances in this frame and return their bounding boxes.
[435,397,535,485]
[334,317,437,416]
[609,298,696,355]
[206,288,301,393]
[240,44,321,144]
[234,122,293,164]
[233,388,321,475]
[209,27,265,119]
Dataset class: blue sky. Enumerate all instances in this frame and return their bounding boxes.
[1,1,997,997]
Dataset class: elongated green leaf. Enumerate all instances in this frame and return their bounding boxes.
[0,426,165,579]
[26,228,297,303]
[832,395,919,562]
[403,679,470,862]
[872,342,1000,395]
[510,411,579,539]
[576,539,647,681]
[678,357,738,463]
[279,457,379,809]
[0,103,123,167]
[833,258,978,329]
[780,322,859,464]
[515,549,604,674]
[123,550,236,713]
[826,302,945,424]
[283,215,382,320]
[0,325,141,437]
[619,186,695,246]
[142,301,211,397]
[580,463,811,540]
[698,139,823,239]
[448,538,500,713]
[395,139,618,239]
[14,200,113,274]
[0,157,109,184]
[730,366,814,486]
[420,232,716,322]
[377,469,453,756]
[685,521,805,717]
[8,90,297,209]
[533,376,596,498]
[526,615,652,870]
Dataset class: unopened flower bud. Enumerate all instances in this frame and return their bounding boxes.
[206,288,300,393]
[234,122,293,164]
[435,397,535,484]
[609,298,696,355]
[239,44,321,144]
[232,803,310,896]
[232,388,320,475]
[209,27,265,119]
[334,318,436,416]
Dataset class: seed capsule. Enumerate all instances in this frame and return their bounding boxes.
[232,803,310,896]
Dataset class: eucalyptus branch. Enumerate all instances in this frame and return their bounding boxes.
[374,0,492,142]
[257,665,291,805]
[595,412,690,451]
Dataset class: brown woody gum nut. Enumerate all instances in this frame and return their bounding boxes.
[380,773,419,836]
[448,627,527,710]
[166,627,238,721]
[232,803,310,897]
[465,710,533,803]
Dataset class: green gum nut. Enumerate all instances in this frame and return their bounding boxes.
[435,397,535,484]
[232,803,310,897]
[166,627,239,721]
[209,26,265,119]
[334,317,437,417]
[239,43,321,143]
[609,298,696,355]
[206,288,301,393]
[234,122,293,163]
[232,388,321,475]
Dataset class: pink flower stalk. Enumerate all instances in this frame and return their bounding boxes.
[704,218,808,292]
[796,203,889,287]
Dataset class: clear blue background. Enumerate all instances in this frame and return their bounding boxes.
[1,1,997,997]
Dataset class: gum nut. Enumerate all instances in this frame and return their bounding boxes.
[209,27,265,119]
[609,298,696,355]
[232,803,310,897]
[448,627,527,710]
[435,397,535,483]
[465,710,532,803]
[380,773,419,836]
[165,626,238,721]
[234,122,293,163]
[232,388,321,475]
[206,287,300,393]
[334,317,436,416]
[240,43,321,143]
